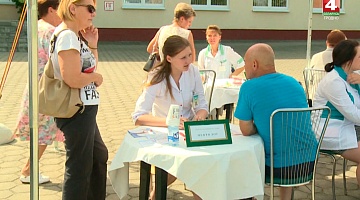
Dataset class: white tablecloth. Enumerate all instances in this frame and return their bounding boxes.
[205,78,241,111]
[108,125,265,200]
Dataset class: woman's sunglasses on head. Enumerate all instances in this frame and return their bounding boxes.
[75,4,96,13]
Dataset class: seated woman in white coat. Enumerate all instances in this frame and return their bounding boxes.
[197,25,245,120]
[132,35,208,200]
[197,25,245,79]
[313,40,360,186]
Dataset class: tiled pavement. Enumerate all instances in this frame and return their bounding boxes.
[0,40,359,200]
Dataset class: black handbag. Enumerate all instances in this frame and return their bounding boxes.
[143,27,163,72]
[143,52,157,72]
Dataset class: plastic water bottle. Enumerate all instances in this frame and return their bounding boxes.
[166,104,180,146]
[167,125,179,146]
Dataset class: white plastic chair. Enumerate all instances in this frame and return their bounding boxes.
[268,106,331,200]
[303,68,327,107]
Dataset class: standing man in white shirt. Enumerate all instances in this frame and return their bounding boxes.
[310,29,346,69]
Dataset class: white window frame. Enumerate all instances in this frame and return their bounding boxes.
[253,0,289,12]
[0,0,14,5]
[122,0,165,10]
[191,0,229,11]
[312,0,345,14]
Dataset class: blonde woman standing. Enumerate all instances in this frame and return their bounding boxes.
[54,0,108,199]
[147,2,197,63]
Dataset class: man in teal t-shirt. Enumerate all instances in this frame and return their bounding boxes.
[234,43,316,200]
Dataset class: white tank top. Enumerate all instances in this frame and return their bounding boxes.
[158,25,190,61]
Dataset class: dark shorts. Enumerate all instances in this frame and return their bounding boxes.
[265,161,315,179]
[323,125,360,155]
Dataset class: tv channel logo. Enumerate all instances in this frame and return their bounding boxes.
[323,0,340,16]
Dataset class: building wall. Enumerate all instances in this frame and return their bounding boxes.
[0,4,19,20]
[1,0,359,41]
[93,0,359,30]
[93,0,359,41]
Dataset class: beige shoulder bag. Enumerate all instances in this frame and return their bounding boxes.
[38,29,83,118]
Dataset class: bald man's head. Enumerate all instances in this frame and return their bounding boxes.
[248,43,275,67]
[244,43,276,79]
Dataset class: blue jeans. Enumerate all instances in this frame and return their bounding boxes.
[56,105,108,200]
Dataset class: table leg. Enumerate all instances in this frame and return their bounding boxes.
[215,108,220,120]
[139,161,151,200]
[225,103,234,122]
[155,167,168,200]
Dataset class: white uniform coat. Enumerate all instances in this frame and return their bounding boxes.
[132,64,208,122]
[314,69,360,150]
[197,44,244,79]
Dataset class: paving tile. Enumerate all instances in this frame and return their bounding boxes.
[0,190,13,199]
[0,181,16,190]
[7,193,29,200]
[0,174,18,182]
[10,183,31,193]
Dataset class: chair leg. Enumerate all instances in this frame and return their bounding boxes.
[312,180,316,200]
[291,187,294,200]
[225,103,233,122]
[330,155,337,200]
[343,158,348,195]
[215,108,220,120]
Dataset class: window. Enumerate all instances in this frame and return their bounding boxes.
[253,0,289,12]
[191,0,229,11]
[191,0,227,6]
[122,0,164,9]
[313,0,344,13]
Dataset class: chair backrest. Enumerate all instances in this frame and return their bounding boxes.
[303,68,327,107]
[199,69,216,118]
[268,106,331,195]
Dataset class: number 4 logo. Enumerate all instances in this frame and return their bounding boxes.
[323,0,340,13]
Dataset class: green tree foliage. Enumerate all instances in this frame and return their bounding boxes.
[11,0,25,14]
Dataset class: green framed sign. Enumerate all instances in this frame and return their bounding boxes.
[184,119,232,147]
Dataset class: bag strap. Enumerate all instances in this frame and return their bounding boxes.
[152,26,163,53]
[49,29,69,56]
[45,29,69,79]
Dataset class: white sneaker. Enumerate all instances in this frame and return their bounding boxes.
[20,173,50,184]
